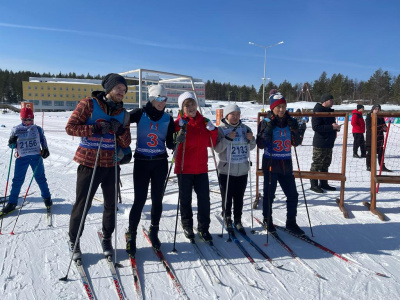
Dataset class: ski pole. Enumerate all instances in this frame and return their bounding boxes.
[60,137,103,281]
[219,141,233,242]
[172,128,187,253]
[293,146,314,237]
[248,142,255,234]
[0,145,15,235]
[377,121,391,193]
[265,142,273,246]
[113,133,122,268]
[10,157,42,235]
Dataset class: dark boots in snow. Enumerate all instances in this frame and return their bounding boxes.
[310,179,323,193]
[125,230,137,257]
[286,218,305,236]
[148,225,161,249]
[319,180,336,191]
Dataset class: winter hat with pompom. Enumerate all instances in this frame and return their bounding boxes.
[269,93,286,110]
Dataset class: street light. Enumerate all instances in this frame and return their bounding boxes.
[249,41,284,110]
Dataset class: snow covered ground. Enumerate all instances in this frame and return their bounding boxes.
[0,101,399,300]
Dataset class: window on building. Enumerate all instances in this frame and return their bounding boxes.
[60,94,63,97]
[42,100,53,106]
[35,93,38,97]
[41,86,44,90]
[54,87,56,90]
[84,88,86,91]
[47,86,50,90]
[54,94,57,97]
[78,88,81,91]
[48,94,50,97]
[28,86,31,89]
[41,93,44,97]
[66,101,76,107]
[66,87,69,91]
[54,101,64,106]
[28,93,32,96]
[72,87,74,91]
[34,86,37,90]
[66,94,69,98]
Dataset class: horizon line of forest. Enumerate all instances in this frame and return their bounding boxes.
[0,68,399,105]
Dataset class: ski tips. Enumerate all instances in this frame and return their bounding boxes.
[10,231,15,235]
[377,272,389,278]
[59,275,68,281]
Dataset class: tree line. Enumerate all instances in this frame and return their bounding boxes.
[206,68,400,105]
[1,68,400,105]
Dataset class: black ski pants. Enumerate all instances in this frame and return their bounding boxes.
[353,133,366,155]
[69,164,117,242]
[218,173,248,222]
[178,173,211,232]
[128,158,168,233]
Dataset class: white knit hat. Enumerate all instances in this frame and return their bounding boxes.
[148,85,167,101]
[223,103,241,118]
[178,92,197,109]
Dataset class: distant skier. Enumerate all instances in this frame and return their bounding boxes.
[214,103,256,235]
[1,107,51,216]
[256,92,304,236]
[65,73,131,260]
[125,85,175,257]
[351,104,366,158]
[174,92,218,242]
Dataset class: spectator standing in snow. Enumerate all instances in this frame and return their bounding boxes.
[125,85,175,257]
[214,104,256,235]
[1,108,51,216]
[294,108,309,145]
[256,92,304,236]
[174,92,218,242]
[65,73,131,260]
[351,104,366,158]
[309,93,341,193]
[365,104,391,172]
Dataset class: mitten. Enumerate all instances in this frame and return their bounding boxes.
[8,135,18,147]
[178,118,188,127]
[93,122,111,135]
[176,130,186,144]
[110,118,125,135]
[41,148,50,159]
[204,118,215,131]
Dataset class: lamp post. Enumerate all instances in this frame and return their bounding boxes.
[248,41,284,110]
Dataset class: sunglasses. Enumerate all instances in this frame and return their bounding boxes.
[155,96,168,102]
[22,118,34,121]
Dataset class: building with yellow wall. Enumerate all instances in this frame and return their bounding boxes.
[22,77,138,111]
[22,76,205,111]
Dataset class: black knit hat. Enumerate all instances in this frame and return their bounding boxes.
[356,104,364,110]
[102,73,128,94]
[320,93,334,103]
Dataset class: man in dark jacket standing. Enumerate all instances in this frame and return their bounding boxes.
[309,94,341,193]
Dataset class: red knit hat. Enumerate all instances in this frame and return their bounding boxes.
[269,93,286,110]
[20,107,34,119]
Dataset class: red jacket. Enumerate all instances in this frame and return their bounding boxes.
[174,111,218,174]
[351,109,365,133]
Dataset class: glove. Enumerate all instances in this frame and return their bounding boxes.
[110,118,125,135]
[178,118,188,127]
[8,136,18,147]
[41,148,50,159]
[205,118,215,131]
[93,121,111,135]
[175,130,186,144]
[263,119,276,143]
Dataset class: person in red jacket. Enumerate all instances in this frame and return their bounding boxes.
[174,92,218,242]
[351,104,366,158]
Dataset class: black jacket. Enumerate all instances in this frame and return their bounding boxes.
[311,103,337,148]
[365,113,386,147]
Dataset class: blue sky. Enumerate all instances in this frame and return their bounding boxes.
[1,0,399,88]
